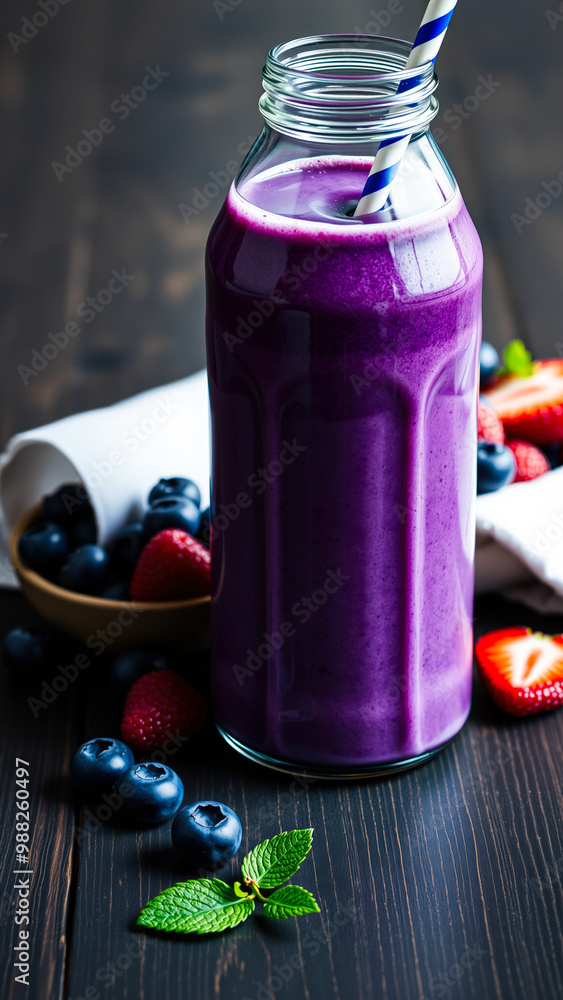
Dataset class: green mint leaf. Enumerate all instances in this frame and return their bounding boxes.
[262,884,320,920]
[137,879,254,935]
[503,339,534,377]
[241,829,314,888]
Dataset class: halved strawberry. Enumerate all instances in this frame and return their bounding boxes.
[483,360,563,444]
[475,627,563,716]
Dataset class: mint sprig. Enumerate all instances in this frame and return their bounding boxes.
[137,829,319,936]
[241,828,313,888]
[503,339,535,377]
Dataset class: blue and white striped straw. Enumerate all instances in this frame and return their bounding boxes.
[354,0,458,218]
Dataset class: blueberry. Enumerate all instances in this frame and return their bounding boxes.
[42,483,93,526]
[109,647,168,696]
[477,442,516,494]
[69,515,97,548]
[480,342,500,387]
[59,544,110,594]
[70,738,135,794]
[18,522,68,574]
[148,478,201,509]
[142,497,200,542]
[110,523,144,577]
[98,580,131,601]
[117,763,184,824]
[197,507,211,548]
[171,800,242,869]
[2,626,54,676]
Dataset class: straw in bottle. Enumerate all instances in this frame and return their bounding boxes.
[354,0,458,218]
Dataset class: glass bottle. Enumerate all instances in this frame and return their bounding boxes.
[205,35,482,777]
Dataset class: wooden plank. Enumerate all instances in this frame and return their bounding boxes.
[64,635,563,1000]
[0,594,82,1000]
[0,2,562,999]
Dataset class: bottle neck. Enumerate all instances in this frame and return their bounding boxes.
[259,34,439,145]
[235,128,457,227]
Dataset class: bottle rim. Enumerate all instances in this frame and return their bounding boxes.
[260,34,439,143]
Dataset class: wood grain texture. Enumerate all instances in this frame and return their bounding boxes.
[0,595,82,1000]
[0,0,562,998]
[63,618,563,1000]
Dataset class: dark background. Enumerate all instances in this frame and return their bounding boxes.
[0,0,562,439]
[1,1,563,999]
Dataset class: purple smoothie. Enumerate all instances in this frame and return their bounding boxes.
[206,156,482,769]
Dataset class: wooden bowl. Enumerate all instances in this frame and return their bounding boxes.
[10,505,211,653]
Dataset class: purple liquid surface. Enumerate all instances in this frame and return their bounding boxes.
[205,157,483,768]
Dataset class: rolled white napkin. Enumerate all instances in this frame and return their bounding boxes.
[475,467,563,613]
[0,370,210,586]
[2,371,563,615]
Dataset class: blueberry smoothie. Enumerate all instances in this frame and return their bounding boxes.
[206,155,482,771]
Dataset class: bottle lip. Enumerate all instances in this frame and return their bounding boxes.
[260,34,439,143]
[266,34,431,85]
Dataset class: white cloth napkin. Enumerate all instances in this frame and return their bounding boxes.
[475,467,563,613]
[0,370,210,587]
[2,370,563,615]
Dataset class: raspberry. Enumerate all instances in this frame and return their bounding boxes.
[478,401,505,443]
[130,528,211,602]
[121,670,208,751]
[505,439,550,483]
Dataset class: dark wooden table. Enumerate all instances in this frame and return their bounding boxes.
[1,1,562,998]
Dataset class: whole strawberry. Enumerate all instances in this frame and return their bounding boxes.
[505,439,550,483]
[122,669,207,751]
[130,528,211,602]
[477,400,505,443]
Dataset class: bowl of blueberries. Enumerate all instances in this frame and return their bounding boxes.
[10,477,212,653]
